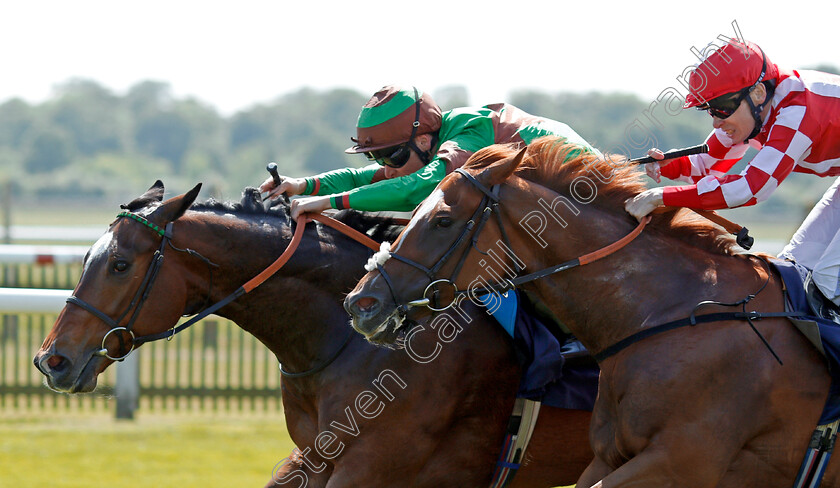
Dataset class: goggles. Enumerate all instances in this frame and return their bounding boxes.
[697,86,752,119]
[364,144,412,168]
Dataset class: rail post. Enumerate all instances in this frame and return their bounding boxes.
[2,181,10,245]
[115,353,140,420]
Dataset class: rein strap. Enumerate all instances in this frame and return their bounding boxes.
[469,215,652,296]
[654,206,754,250]
[118,211,384,376]
[579,215,651,265]
[310,213,381,251]
[240,212,379,294]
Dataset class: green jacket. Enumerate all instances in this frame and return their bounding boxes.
[303,103,596,212]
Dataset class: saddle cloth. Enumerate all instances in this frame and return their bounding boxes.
[773,259,840,424]
[477,290,599,411]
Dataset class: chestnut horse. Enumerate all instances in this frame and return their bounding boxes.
[32,181,592,488]
[345,137,840,487]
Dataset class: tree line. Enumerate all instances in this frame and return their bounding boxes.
[1,73,836,220]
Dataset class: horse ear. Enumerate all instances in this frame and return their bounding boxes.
[153,183,202,223]
[478,147,527,186]
[121,180,166,211]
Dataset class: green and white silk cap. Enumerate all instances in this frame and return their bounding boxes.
[345,85,442,154]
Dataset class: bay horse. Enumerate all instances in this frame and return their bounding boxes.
[32,181,592,487]
[345,137,840,487]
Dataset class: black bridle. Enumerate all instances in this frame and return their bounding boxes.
[376,168,523,317]
[65,211,220,361]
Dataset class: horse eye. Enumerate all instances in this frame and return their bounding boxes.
[112,260,129,273]
[436,217,453,228]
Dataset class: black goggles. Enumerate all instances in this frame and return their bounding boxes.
[697,86,752,119]
[364,144,412,168]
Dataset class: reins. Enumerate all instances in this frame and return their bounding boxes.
[379,167,784,365]
[382,168,655,311]
[654,206,754,250]
[238,213,380,293]
[69,209,386,378]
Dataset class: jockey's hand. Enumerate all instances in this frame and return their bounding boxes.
[259,175,306,200]
[625,187,665,220]
[290,196,331,221]
[644,148,667,183]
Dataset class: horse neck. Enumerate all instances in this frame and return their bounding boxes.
[179,211,365,375]
[503,183,761,354]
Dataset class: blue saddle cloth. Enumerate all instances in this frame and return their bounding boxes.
[477,291,599,411]
[772,259,840,424]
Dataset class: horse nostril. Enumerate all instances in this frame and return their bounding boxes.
[48,355,65,370]
[40,354,70,374]
[355,296,380,314]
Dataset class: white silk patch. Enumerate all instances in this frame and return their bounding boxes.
[365,241,393,272]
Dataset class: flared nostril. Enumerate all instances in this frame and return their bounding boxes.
[35,353,70,376]
[47,355,67,371]
[345,294,381,317]
[355,296,379,313]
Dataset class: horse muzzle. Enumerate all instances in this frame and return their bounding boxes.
[33,347,102,393]
[344,291,389,337]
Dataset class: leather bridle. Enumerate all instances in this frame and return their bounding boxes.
[66,209,387,378]
[66,211,219,361]
[376,168,651,316]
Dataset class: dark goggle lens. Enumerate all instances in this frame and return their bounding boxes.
[364,145,411,168]
[701,104,739,119]
[698,89,748,119]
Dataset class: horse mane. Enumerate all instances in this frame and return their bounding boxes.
[189,187,404,243]
[464,137,738,255]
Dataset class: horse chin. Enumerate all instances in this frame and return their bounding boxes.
[358,310,408,348]
[45,373,99,394]
[366,319,412,349]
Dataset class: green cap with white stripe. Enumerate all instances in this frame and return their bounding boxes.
[345,85,442,154]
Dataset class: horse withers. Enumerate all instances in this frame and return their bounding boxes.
[345,137,839,487]
[33,180,592,487]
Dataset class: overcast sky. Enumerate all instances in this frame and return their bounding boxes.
[3,0,837,115]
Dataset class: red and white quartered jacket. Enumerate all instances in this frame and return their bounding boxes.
[661,69,840,210]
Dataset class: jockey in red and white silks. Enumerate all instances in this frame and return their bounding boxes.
[624,39,840,305]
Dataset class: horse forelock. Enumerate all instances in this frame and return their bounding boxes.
[463,137,738,256]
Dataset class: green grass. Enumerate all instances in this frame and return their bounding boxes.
[0,413,297,488]
[0,411,575,487]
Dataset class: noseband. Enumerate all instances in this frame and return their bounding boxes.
[66,212,217,361]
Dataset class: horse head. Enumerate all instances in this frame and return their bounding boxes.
[34,180,203,393]
[345,144,529,341]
